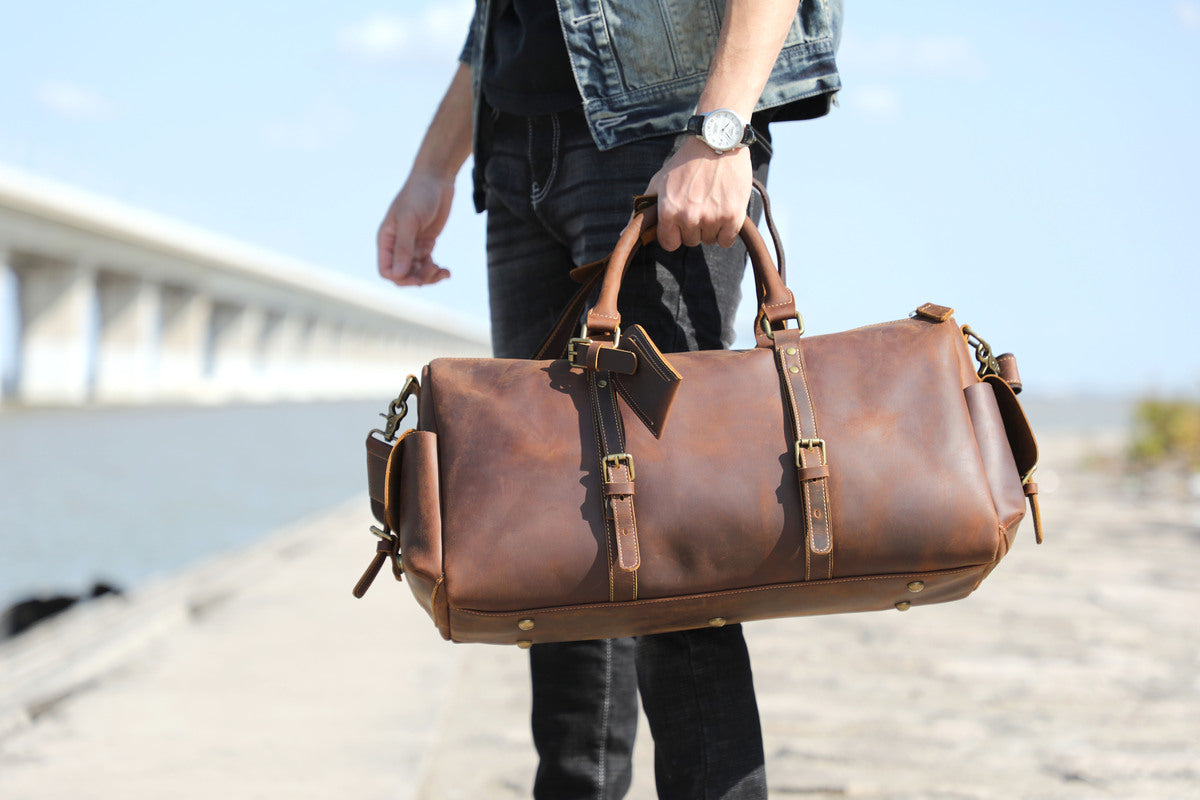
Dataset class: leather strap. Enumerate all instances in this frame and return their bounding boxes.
[366,433,392,528]
[537,184,788,360]
[587,371,639,601]
[577,340,638,374]
[997,352,1023,394]
[353,535,403,599]
[1024,481,1044,544]
[774,328,834,580]
[533,260,607,360]
[585,206,795,339]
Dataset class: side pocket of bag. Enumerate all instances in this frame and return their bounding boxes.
[964,380,1027,552]
[394,429,450,639]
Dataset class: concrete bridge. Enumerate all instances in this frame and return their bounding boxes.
[0,165,488,406]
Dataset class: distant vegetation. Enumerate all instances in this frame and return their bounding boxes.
[1127,396,1200,470]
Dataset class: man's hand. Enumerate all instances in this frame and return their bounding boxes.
[645,136,753,251]
[377,172,455,286]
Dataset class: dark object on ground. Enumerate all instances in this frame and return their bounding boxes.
[2,582,123,638]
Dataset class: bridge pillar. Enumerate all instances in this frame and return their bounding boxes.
[260,311,310,398]
[305,318,345,399]
[1,247,14,401]
[93,271,159,403]
[207,301,267,400]
[159,285,212,400]
[13,255,96,405]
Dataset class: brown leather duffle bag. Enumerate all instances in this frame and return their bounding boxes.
[354,200,1043,647]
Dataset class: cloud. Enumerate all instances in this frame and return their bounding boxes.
[1176,1,1200,30]
[843,33,987,81]
[35,80,114,121]
[263,100,353,153]
[848,85,903,121]
[337,15,408,60]
[337,3,474,62]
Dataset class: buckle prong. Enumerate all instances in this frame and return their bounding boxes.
[602,453,636,481]
[567,337,592,368]
[794,438,827,467]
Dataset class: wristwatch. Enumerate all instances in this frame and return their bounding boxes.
[686,108,756,154]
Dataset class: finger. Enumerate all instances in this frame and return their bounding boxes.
[376,220,398,278]
[716,216,744,249]
[700,221,725,247]
[385,216,422,283]
[412,256,447,285]
[656,221,683,252]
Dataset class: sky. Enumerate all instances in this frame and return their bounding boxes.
[1,1,1198,397]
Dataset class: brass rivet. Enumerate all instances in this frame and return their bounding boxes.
[597,379,608,388]
[518,619,535,631]
[517,640,533,649]
[907,581,925,593]
[786,347,797,355]
[708,617,726,628]
[895,601,911,611]
[788,366,800,374]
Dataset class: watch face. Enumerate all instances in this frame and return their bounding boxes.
[702,110,743,150]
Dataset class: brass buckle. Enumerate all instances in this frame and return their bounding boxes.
[794,438,827,467]
[962,326,1002,379]
[567,337,592,368]
[371,375,419,441]
[602,453,636,481]
[577,321,620,349]
[758,311,805,340]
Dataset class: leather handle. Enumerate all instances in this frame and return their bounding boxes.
[584,205,796,338]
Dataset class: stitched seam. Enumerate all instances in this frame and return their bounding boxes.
[605,380,638,600]
[595,639,613,799]
[630,335,677,381]
[614,381,659,437]
[605,381,637,601]
[775,343,813,578]
[613,471,640,573]
[588,375,615,602]
[792,344,834,560]
[530,114,561,205]
[684,631,711,800]
[454,566,990,616]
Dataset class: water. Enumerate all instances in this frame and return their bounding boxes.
[0,399,390,607]
[0,392,1135,610]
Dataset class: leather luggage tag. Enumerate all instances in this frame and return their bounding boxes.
[612,325,682,439]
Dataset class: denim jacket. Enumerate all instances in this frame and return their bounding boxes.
[462,0,843,208]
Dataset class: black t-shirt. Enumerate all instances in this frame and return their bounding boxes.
[482,0,581,115]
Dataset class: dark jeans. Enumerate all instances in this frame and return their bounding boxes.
[483,107,772,800]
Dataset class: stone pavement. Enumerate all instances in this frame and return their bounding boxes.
[1,433,1197,799]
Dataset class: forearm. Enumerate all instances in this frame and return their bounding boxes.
[377,63,474,286]
[696,0,800,118]
[646,0,800,250]
[409,61,474,181]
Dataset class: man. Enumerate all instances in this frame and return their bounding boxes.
[377,2,841,797]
